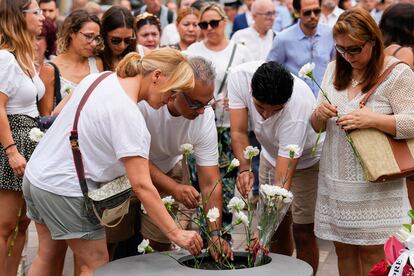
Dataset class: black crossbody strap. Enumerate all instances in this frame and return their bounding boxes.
[217,43,238,96]
[47,62,62,104]
[70,72,112,196]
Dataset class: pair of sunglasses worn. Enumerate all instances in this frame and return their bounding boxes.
[335,43,366,55]
[109,36,136,45]
[302,7,321,16]
[198,19,222,30]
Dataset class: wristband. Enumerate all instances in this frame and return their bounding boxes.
[3,143,16,152]
[238,169,250,175]
[209,230,222,237]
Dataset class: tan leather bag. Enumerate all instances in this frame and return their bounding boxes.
[349,61,414,182]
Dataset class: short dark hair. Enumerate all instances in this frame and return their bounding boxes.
[293,0,301,12]
[251,62,294,105]
[38,0,58,6]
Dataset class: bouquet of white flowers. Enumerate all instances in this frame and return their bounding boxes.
[254,184,293,266]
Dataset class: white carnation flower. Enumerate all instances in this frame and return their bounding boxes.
[298,62,315,79]
[230,158,240,168]
[227,197,245,213]
[162,196,175,205]
[235,211,249,226]
[137,239,150,254]
[29,127,44,142]
[180,143,194,156]
[287,144,301,159]
[206,207,220,222]
[162,196,175,211]
[260,184,277,197]
[140,204,147,214]
[243,146,260,160]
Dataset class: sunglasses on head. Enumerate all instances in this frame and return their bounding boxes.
[109,36,136,46]
[198,19,222,30]
[302,7,321,17]
[335,43,366,56]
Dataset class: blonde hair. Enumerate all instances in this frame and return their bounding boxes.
[176,7,200,24]
[0,0,35,76]
[199,2,227,20]
[117,48,195,93]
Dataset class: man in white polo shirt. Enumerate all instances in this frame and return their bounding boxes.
[228,61,323,274]
[231,0,276,61]
[138,57,232,261]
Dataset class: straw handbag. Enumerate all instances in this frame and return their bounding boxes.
[349,61,414,182]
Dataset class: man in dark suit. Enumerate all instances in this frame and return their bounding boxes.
[231,0,255,36]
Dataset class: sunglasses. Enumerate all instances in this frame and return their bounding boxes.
[198,19,222,30]
[109,36,136,46]
[335,43,366,56]
[302,8,321,17]
[181,92,215,110]
[23,8,43,16]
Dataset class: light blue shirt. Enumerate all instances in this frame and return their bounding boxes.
[273,5,293,32]
[266,22,335,96]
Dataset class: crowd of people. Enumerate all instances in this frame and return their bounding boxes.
[0,0,413,275]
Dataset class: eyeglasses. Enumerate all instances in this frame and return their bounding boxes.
[109,36,136,46]
[181,92,215,110]
[198,19,223,30]
[335,43,366,56]
[23,8,43,16]
[79,32,103,45]
[255,11,277,17]
[302,8,321,17]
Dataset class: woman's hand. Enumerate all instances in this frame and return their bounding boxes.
[168,228,203,256]
[337,107,376,131]
[314,101,337,123]
[7,148,26,177]
[236,171,254,198]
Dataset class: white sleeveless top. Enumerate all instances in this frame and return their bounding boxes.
[60,57,99,98]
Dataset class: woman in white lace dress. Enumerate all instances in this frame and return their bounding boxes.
[311,8,414,276]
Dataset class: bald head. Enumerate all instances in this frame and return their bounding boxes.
[252,0,275,34]
[251,0,274,13]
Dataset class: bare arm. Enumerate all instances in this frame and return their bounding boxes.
[149,161,200,209]
[122,156,203,255]
[38,64,55,116]
[230,108,254,197]
[0,93,26,176]
[273,155,299,191]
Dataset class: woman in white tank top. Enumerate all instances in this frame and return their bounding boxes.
[39,10,103,115]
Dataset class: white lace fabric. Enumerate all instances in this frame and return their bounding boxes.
[314,58,414,245]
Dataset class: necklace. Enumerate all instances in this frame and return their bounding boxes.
[351,78,361,88]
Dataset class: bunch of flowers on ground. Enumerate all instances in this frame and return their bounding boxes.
[370,210,414,276]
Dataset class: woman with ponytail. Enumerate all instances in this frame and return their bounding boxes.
[0,0,44,275]
[23,48,203,276]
